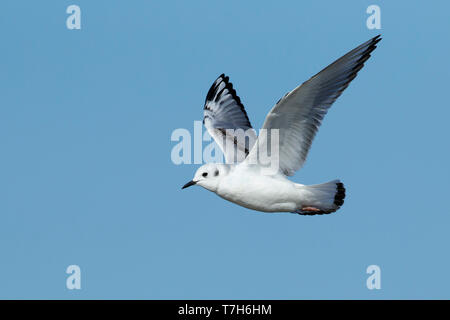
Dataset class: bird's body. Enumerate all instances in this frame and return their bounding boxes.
[182,35,380,215]
[188,162,344,214]
[216,164,299,213]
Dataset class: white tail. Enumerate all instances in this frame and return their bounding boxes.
[294,180,346,215]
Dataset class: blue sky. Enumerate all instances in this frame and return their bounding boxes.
[1,0,449,299]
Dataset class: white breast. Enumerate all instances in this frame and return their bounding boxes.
[216,166,300,212]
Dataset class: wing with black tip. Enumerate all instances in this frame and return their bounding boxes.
[203,74,257,163]
[246,35,381,175]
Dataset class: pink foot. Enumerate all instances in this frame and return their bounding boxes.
[301,207,321,212]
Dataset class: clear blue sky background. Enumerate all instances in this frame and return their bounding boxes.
[1,0,449,299]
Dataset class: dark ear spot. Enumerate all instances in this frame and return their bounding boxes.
[214,170,219,176]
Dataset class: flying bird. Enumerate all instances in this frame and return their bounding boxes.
[182,35,381,215]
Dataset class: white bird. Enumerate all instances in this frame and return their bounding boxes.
[182,35,381,215]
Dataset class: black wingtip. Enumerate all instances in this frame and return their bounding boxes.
[369,34,382,49]
[205,74,227,105]
[203,73,252,128]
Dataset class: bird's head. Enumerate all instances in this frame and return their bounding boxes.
[182,163,227,192]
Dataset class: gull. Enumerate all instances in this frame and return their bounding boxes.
[182,35,381,215]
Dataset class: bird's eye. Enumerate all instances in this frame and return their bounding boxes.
[202,172,208,177]
[214,170,219,176]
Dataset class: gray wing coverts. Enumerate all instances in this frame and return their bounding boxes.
[247,35,381,176]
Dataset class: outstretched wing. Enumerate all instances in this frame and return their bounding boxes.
[203,74,257,163]
[245,35,381,176]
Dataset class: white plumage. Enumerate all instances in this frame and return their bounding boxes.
[182,35,381,215]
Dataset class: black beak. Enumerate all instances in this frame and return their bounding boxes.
[182,180,196,189]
